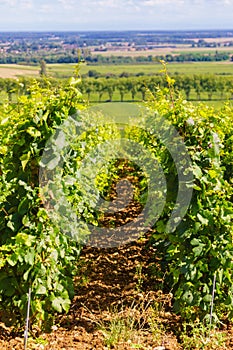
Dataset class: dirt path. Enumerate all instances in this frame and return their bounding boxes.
[1,238,233,349]
[0,239,182,350]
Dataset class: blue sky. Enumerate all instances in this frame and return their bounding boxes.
[0,0,232,31]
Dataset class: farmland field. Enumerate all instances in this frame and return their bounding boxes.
[92,45,233,56]
[1,62,233,109]
[0,64,39,78]
[49,61,233,77]
[1,61,233,80]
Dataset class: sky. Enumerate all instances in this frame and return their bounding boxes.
[0,0,233,31]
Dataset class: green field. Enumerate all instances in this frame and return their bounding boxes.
[80,87,232,110]
[1,61,233,79]
[49,61,233,78]
[0,62,232,109]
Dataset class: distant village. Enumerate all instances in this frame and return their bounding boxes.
[0,30,233,55]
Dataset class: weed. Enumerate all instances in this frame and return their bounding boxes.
[135,264,144,292]
[180,321,227,350]
[94,296,167,349]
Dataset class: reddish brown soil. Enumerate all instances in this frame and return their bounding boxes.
[0,239,232,349]
[0,239,179,349]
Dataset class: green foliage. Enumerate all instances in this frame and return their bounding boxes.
[0,76,83,329]
[0,70,232,331]
[1,72,233,106]
[145,88,233,323]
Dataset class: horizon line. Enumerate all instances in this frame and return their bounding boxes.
[0,28,233,33]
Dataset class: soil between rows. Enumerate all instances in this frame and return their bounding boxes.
[0,237,233,349]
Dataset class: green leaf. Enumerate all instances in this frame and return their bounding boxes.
[6,253,18,266]
[36,285,47,295]
[26,127,41,138]
[15,233,35,246]
[182,291,193,304]
[193,245,204,257]
[23,267,32,281]
[156,220,166,233]
[18,197,29,215]
[9,213,22,232]
[51,297,63,313]
[218,269,223,285]
[197,213,209,225]
[69,77,81,86]
[24,250,35,265]
[190,238,200,246]
[203,294,212,303]
[193,184,201,191]
[192,165,202,179]
[20,152,31,170]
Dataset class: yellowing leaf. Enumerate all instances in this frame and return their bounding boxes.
[20,151,31,170]
[26,127,41,138]
[208,169,218,179]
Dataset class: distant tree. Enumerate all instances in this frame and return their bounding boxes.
[182,76,192,100]
[200,76,217,100]
[83,80,93,101]
[119,71,130,78]
[137,81,147,101]
[105,79,115,102]
[39,60,47,76]
[225,79,233,99]
[217,78,226,100]
[193,75,202,100]
[126,79,137,101]
[88,69,100,78]
[117,79,128,102]
[93,79,105,102]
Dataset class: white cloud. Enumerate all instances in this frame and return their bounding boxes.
[95,0,120,7]
[39,4,54,13]
[142,0,184,5]
[58,0,75,10]
[0,0,233,31]
[20,0,33,9]
[1,0,17,7]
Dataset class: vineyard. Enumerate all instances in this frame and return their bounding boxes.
[1,72,233,104]
[0,68,233,349]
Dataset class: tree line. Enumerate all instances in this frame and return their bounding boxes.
[83,52,232,65]
[79,74,233,102]
[0,51,232,65]
[0,74,233,103]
